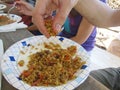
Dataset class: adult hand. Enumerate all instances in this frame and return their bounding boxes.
[16,0,34,16]
[32,0,79,38]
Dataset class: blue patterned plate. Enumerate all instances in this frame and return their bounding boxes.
[1,36,90,90]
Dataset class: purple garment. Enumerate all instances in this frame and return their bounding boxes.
[59,15,96,52]
[59,0,106,52]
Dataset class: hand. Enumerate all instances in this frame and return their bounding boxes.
[16,0,34,16]
[32,0,79,38]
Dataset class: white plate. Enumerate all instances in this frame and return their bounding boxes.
[1,36,90,90]
[0,39,4,90]
[0,13,22,27]
[0,39,3,56]
[0,4,6,10]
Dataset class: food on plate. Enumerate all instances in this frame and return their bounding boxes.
[18,42,86,86]
[45,17,57,36]
[0,15,15,26]
[18,60,25,67]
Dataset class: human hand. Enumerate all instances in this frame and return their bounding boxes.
[3,0,20,4]
[16,0,34,16]
[32,0,79,38]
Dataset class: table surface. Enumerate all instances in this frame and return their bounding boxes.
[0,29,109,90]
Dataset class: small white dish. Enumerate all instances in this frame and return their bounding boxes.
[0,13,22,27]
[0,4,6,10]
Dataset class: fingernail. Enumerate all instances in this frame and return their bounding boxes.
[55,23,61,33]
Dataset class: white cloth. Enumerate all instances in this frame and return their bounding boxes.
[116,32,120,40]
[109,26,120,32]
[0,22,28,32]
[0,10,4,13]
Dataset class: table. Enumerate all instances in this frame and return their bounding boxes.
[0,29,109,90]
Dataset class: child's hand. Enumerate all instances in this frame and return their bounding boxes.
[16,0,34,16]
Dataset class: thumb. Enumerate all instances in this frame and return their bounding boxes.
[53,6,72,34]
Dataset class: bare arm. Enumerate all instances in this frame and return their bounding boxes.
[3,3,22,15]
[27,24,38,31]
[74,0,120,27]
[71,18,94,44]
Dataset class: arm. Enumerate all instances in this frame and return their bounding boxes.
[74,0,120,27]
[71,18,94,44]
[27,24,38,31]
[3,2,22,15]
[16,0,34,16]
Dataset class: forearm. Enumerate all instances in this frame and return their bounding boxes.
[74,0,120,27]
[71,18,94,44]
[4,3,22,15]
[27,25,38,31]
